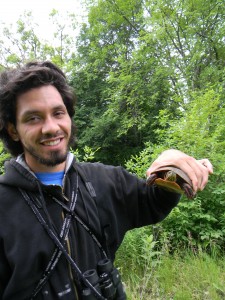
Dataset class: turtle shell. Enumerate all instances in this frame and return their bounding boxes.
[146,166,193,195]
[154,177,184,194]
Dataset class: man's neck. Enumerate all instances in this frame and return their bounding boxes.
[28,162,66,173]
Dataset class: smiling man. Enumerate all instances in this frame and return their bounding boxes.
[7,85,72,172]
[0,61,213,300]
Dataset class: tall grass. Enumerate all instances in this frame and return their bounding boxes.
[115,229,225,299]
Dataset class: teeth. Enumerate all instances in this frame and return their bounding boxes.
[43,139,61,146]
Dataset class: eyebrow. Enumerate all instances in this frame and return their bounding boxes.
[22,105,67,116]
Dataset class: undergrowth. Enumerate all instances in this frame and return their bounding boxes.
[115,229,225,300]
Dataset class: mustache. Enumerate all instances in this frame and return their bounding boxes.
[39,131,65,142]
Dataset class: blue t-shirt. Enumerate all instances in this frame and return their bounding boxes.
[35,171,65,186]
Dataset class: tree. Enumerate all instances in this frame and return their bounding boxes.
[125,85,225,250]
[71,0,177,164]
[0,12,42,67]
[143,0,225,96]
[0,10,77,69]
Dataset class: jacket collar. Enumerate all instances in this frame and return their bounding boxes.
[16,152,75,175]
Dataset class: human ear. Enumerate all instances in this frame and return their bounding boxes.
[7,123,19,141]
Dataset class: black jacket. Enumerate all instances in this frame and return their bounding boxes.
[0,154,180,300]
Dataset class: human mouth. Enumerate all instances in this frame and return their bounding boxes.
[41,138,61,146]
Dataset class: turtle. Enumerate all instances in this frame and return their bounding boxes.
[146,166,195,199]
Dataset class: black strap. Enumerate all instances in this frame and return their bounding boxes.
[20,162,108,299]
[52,196,107,258]
[74,162,97,199]
[74,162,110,256]
[20,188,106,300]
[25,179,79,298]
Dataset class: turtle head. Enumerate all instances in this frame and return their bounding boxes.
[164,170,177,181]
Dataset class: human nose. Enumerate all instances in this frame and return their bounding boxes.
[41,116,60,134]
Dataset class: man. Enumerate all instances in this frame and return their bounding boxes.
[0,61,213,300]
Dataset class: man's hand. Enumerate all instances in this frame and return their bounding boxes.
[146,149,213,194]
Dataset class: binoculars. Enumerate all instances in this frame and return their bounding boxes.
[81,258,127,300]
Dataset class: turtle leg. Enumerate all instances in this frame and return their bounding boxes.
[146,174,158,185]
[182,183,195,199]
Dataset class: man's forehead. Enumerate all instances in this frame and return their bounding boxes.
[16,86,65,113]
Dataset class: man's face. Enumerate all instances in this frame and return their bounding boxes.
[8,85,72,172]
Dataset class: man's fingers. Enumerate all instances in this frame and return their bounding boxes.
[146,150,213,194]
[198,159,213,174]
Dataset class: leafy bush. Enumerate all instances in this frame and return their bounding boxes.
[0,142,11,174]
[125,86,225,252]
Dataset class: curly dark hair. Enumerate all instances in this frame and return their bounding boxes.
[0,61,76,156]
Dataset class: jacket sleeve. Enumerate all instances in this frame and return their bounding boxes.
[118,166,180,228]
[83,163,180,259]
[110,166,180,257]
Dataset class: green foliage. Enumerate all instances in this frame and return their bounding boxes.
[0,10,76,69]
[0,4,225,296]
[116,237,225,299]
[70,146,100,162]
[71,0,180,164]
[155,252,225,300]
[125,86,225,250]
[116,228,163,299]
[0,143,11,174]
[125,141,166,178]
[2,0,225,166]
[72,0,225,164]
[0,0,224,252]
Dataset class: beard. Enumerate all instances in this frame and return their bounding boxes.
[22,125,76,168]
[24,145,69,167]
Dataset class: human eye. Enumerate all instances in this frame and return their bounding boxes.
[25,115,41,124]
[54,110,66,118]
